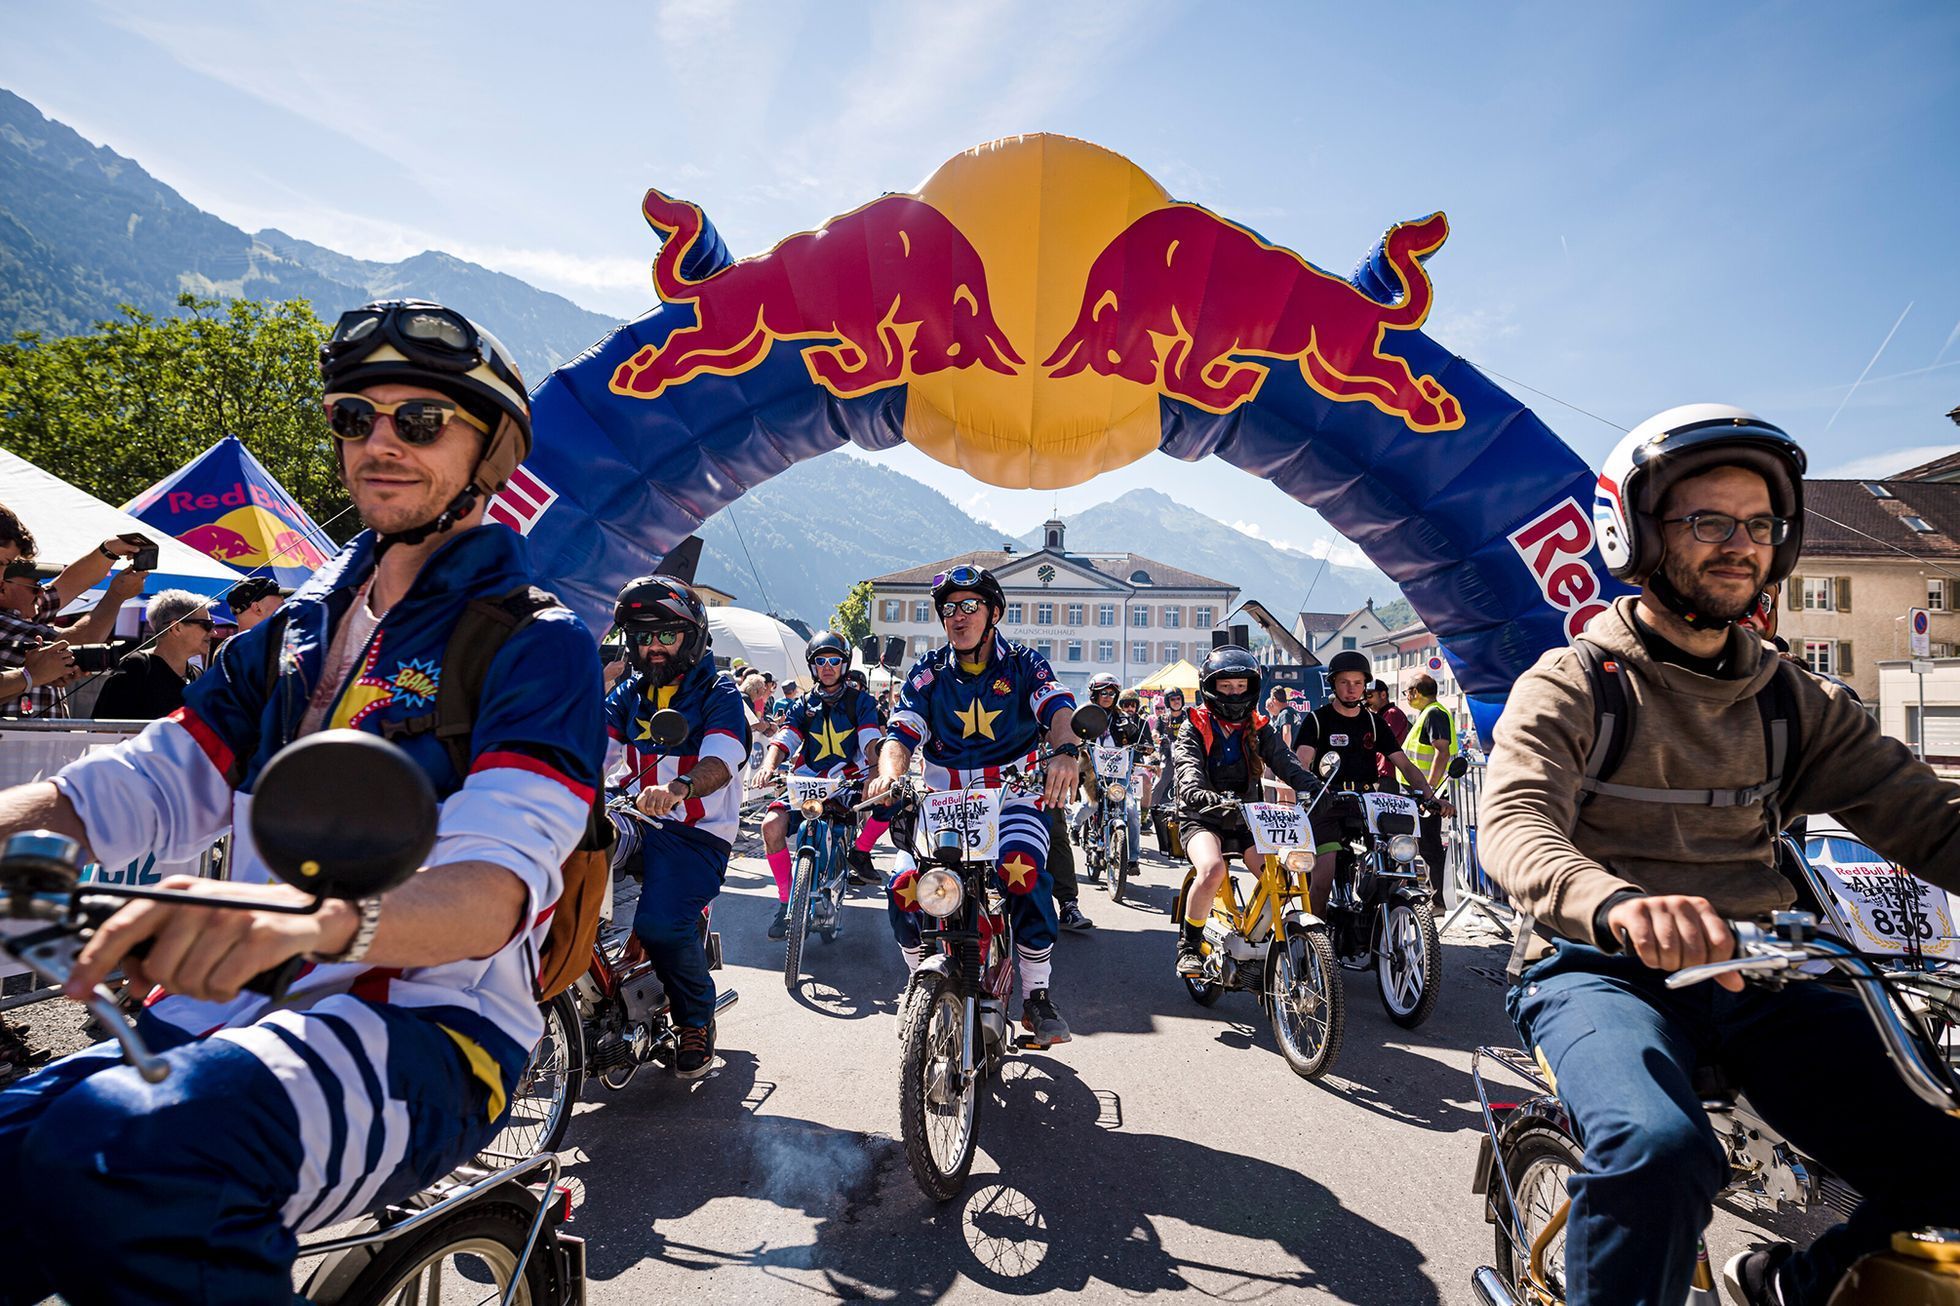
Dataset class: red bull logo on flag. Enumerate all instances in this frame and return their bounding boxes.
[123,435,336,587]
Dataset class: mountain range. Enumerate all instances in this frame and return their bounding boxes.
[1,86,1401,632]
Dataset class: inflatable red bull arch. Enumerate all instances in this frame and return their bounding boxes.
[509,134,1630,728]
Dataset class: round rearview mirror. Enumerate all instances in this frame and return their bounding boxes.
[250,730,437,900]
[1318,752,1342,778]
[1071,704,1108,739]
[1447,755,1470,779]
[646,708,689,747]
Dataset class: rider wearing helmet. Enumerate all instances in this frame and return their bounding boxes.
[0,300,605,1301]
[1171,647,1322,977]
[1148,686,1190,850]
[1482,405,1960,1303]
[754,631,885,937]
[1067,671,1145,909]
[1293,649,1447,912]
[604,572,749,1078]
[865,563,1083,1045]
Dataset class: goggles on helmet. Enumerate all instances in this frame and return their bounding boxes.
[932,565,984,589]
[325,303,525,393]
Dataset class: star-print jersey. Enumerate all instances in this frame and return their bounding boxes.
[888,632,1075,789]
[775,685,882,777]
[604,657,751,849]
[51,523,605,1090]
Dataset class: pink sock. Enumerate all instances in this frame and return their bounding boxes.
[856,818,890,852]
[767,849,792,901]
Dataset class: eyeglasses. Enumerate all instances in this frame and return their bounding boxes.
[810,655,845,668]
[627,628,684,647]
[932,565,984,589]
[938,598,985,617]
[325,393,488,445]
[1661,512,1791,547]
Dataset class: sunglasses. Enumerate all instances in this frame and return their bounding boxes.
[325,393,488,445]
[1661,512,1791,547]
[810,655,845,668]
[939,598,986,617]
[182,617,216,632]
[627,628,684,647]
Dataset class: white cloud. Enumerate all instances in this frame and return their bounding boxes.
[1231,520,1370,567]
[1425,304,1520,357]
[1817,444,1958,480]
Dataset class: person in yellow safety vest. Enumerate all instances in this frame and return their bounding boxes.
[1401,673,1458,906]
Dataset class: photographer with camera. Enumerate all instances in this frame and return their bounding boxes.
[0,513,151,716]
[92,589,215,721]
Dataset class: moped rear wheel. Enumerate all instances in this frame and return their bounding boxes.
[1174,872,1223,1007]
[301,1191,560,1305]
[1269,928,1344,1080]
[1492,1125,1582,1297]
[784,846,817,990]
[477,988,583,1164]
[898,971,980,1202]
[1377,898,1442,1028]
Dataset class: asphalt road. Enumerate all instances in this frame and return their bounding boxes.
[540,832,1820,1304]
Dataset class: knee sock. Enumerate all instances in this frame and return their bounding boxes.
[1020,953,1052,991]
[767,849,792,902]
[1182,916,1205,950]
[855,818,889,852]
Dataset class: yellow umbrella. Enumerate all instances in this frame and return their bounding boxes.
[1134,658,1200,694]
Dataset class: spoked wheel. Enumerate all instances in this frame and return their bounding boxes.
[477,988,583,1164]
[784,848,816,990]
[1268,929,1344,1080]
[301,1193,558,1305]
[1174,872,1223,1007]
[1377,898,1442,1028]
[1492,1125,1583,1296]
[1109,825,1129,903]
[898,970,980,1202]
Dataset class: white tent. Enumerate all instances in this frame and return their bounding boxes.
[707,607,808,682]
[0,448,248,616]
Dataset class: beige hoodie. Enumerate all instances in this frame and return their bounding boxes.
[1482,596,1960,946]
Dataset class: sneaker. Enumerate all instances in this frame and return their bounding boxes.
[1059,900,1096,932]
[766,903,790,939]
[1020,988,1072,1045]
[847,848,876,884]
[1175,941,1204,978]
[675,1021,715,1079]
[1721,1244,1793,1306]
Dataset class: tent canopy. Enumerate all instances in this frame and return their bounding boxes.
[1135,658,1200,694]
[0,448,248,614]
[123,434,336,591]
[707,607,809,682]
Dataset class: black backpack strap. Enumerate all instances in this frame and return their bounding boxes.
[1574,637,1632,804]
[378,584,560,778]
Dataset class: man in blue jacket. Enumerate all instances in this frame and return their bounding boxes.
[0,300,604,1304]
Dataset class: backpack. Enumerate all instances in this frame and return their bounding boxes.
[267,585,611,1001]
[1571,637,1801,836]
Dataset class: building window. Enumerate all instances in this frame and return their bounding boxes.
[880,599,903,622]
[1132,606,1151,628]
[1096,640,1115,662]
[1066,640,1083,662]
[1036,639,1054,659]
[912,601,930,623]
[911,635,933,657]
[1098,604,1116,626]
[1342,636,1357,650]
[1163,606,1182,629]
[1933,642,1958,658]
[1006,602,1023,623]
[1162,641,1181,661]
[1036,602,1055,624]
[1931,579,1948,612]
[1067,603,1084,625]
[1801,576,1837,611]
[1132,640,1151,664]
[1802,640,1835,675]
[1194,606,1214,628]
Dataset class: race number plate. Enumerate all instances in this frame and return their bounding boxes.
[1812,857,1960,962]
[1361,791,1421,836]
[786,775,841,808]
[1093,745,1132,779]
[1241,801,1310,855]
[922,788,1004,862]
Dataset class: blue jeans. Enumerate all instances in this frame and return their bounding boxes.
[632,825,728,1028]
[888,797,1059,987]
[1509,939,1960,1305]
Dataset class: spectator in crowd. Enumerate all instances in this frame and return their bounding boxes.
[1367,678,1413,785]
[1265,684,1303,803]
[0,519,148,717]
[761,672,780,716]
[1400,673,1458,905]
[225,576,291,635]
[92,590,215,721]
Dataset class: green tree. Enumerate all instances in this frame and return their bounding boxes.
[830,579,875,645]
[0,295,352,537]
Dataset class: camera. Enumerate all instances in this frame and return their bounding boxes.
[119,532,159,572]
[70,644,120,674]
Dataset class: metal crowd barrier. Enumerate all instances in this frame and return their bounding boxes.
[1441,751,1519,937]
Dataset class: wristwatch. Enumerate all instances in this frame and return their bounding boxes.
[313,895,383,965]
[1053,743,1081,759]
[673,773,696,797]
[97,542,118,561]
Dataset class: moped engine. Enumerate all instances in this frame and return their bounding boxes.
[619,965,669,1028]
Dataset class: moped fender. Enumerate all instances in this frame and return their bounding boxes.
[1480,1093,1574,1224]
[1282,908,1326,931]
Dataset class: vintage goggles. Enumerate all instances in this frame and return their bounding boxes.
[325,394,487,445]
[324,303,521,388]
[932,565,984,589]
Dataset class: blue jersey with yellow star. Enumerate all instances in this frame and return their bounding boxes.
[889,632,1075,788]
[777,685,882,778]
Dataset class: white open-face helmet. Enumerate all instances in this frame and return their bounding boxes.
[1593,404,1806,586]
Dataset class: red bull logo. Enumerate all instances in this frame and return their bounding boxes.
[1043,207,1463,430]
[1508,498,1609,639]
[610,191,1023,402]
[175,506,327,572]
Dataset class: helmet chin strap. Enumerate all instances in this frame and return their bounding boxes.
[1648,567,1741,633]
[373,485,479,555]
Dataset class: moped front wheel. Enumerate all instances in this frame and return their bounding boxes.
[1377,897,1442,1029]
[1269,928,1344,1080]
[898,971,980,1202]
[1109,824,1129,903]
[784,847,817,990]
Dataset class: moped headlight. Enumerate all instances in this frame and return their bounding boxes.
[916,868,965,918]
[800,798,826,818]
[1106,781,1127,801]
[1284,849,1314,875]
[1388,834,1418,864]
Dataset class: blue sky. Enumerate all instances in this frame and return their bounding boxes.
[4,0,1957,552]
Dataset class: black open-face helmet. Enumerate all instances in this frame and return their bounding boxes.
[805,630,851,694]
[930,563,1006,619]
[1199,646,1262,723]
[613,575,709,687]
[1326,650,1371,704]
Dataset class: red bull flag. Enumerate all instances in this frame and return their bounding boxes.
[124,434,335,591]
[507,133,1632,729]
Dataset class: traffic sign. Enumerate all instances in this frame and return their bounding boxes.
[1913,659,1936,676]
[1910,607,1932,658]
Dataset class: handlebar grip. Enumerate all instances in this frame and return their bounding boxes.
[125,939,305,1000]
